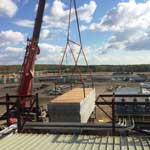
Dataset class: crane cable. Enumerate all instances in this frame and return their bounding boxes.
[57,0,94,90]
[72,0,94,87]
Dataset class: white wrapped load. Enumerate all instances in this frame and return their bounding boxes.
[48,88,96,123]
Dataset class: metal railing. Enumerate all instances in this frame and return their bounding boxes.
[95,93,150,135]
[0,93,39,132]
[1,93,150,135]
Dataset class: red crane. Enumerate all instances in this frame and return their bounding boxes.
[0,0,46,125]
[19,0,46,107]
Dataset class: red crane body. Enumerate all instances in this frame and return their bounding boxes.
[19,0,46,106]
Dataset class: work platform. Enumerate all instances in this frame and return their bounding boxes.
[48,88,96,123]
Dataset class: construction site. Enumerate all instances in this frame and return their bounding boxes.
[0,0,150,149]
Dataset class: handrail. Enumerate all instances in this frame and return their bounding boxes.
[95,93,150,135]
[97,94,150,97]
[96,101,150,105]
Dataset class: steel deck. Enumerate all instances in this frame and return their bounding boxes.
[0,133,149,150]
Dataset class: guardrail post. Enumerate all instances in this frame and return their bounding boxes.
[6,94,9,127]
[112,93,115,136]
[83,83,85,98]
[17,97,21,133]
[70,81,73,90]
[91,77,94,88]
[54,82,57,97]
[35,93,39,121]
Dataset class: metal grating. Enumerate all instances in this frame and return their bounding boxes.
[0,133,149,150]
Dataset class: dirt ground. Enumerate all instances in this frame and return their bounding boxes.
[0,81,138,123]
[0,72,140,124]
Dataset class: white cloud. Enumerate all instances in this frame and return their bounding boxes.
[38,42,89,65]
[44,0,97,30]
[80,25,88,31]
[77,1,97,23]
[0,53,8,59]
[89,1,150,32]
[37,43,64,64]
[36,44,150,65]
[98,28,150,53]
[93,50,150,65]
[0,0,18,17]
[50,0,66,19]
[40,29,51,39]
[39,43,63,53]
[14,19,34,28]
[38,54,61,64]
[87,1,150,53]
[2,0,150,65]
[5,47,23,52]
[0,30,24,47]
[34,3,38,12]
[14,0,97,32]
[0,30,25,64]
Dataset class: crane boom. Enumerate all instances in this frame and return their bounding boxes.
[19,0,46,105]
[32,0,46,43]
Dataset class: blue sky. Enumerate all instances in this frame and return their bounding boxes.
[0,0,150,65]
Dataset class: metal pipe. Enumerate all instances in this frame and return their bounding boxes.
[0,124,17,138]
[97,94,150,97]
[0,102,15,105]
[96,101,150,105]
[3,95,34,98]
[24,122,135,129]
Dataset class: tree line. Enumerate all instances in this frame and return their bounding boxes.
[1,64,150,73]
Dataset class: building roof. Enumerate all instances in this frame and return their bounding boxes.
[115,87,141,95]
[0,133,149,150]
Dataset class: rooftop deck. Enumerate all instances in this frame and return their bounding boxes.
[0,133,149,150]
